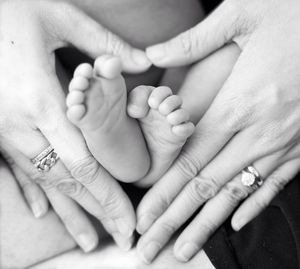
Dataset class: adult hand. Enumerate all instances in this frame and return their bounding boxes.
[137,0,300,262]
[0,0,151,252]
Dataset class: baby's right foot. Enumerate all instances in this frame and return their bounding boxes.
[128,86,195,187]
[66,55,150,182]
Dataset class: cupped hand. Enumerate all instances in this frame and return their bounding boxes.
[137,0,300,262]
[0,0,151,252]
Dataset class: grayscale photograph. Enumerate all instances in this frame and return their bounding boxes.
[1,0,299,268]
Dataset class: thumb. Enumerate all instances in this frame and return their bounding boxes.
[146,0,242,67]
[48,2,151,73]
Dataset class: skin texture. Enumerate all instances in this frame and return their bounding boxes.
[0,162,214,269]
[66,56,194,185]
[136,0,300,263]
[0,0,204,267]
[0,0,147,254]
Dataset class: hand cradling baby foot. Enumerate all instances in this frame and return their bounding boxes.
[66,55,194,187]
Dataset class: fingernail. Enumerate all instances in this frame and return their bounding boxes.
[232,218,245,231]
[78,233,97,253]
[115,218,134,238]
[146,45,165,62]
[132,49,152,67]
[139,241,161,264]
[30,202,46,218]
[114,233,135,251]
[137,214,155,235]
[176,243,198,262]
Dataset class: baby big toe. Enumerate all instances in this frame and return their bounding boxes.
[127,85,153,118]
[148,86,172,109]
[94,55,122,79]
[172,122,195,138]
[158,95,183,116]
[167,108,190,125]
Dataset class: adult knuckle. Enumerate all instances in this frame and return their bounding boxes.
[176,150,201,179]
[104,30,125,55]
[255,123,287,151]
[221,97,250,133]
[187,176,219,203]
[56,179,85,198]
[158,220,178,235]
[157,189,174,209]
[101,192,123,214]
[177,28,199,58]
[70,156,100,185]
[223,182,248,205]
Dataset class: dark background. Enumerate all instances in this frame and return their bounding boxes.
[201,0,221,13]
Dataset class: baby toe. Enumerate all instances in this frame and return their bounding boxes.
[66,91,85,107]
[167,108,190,125]
[67,105,86,123]
[148,86,172,109]
[127,85,153,118]
[69,76,89,92]
[94,55,122,79]
[172,122,195,138]
[158,95,183,116]
[74,63,93,79]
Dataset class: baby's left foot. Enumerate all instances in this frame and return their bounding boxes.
[127,86,195,187]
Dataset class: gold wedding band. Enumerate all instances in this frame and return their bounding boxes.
[31,145,59,172]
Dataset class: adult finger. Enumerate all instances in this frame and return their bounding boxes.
[47,2,151,73]
[1,140,103,252]
[1,148,48,218]
[4,126,136,250]
[33,90,136,239]
[136,49,268,234]
[46,187,100,253]
[172,152,285,262]
[231,158,300,231]
[137,150,283,263]
[146,0,243,67]
[136,91,252,234]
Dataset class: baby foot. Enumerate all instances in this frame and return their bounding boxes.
[66,55,150,182]
[127,86,195,187]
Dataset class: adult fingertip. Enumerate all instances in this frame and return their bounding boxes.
[137,241,161,264]
[23,184,49,218]
[115,218,135,238]
[78,233,98,253]
[174,243,199,263]
[146,44,166,64]
[131,49,152,69]
[113,233,135,251]
[30,201,48,218]
[231,217,245,231]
